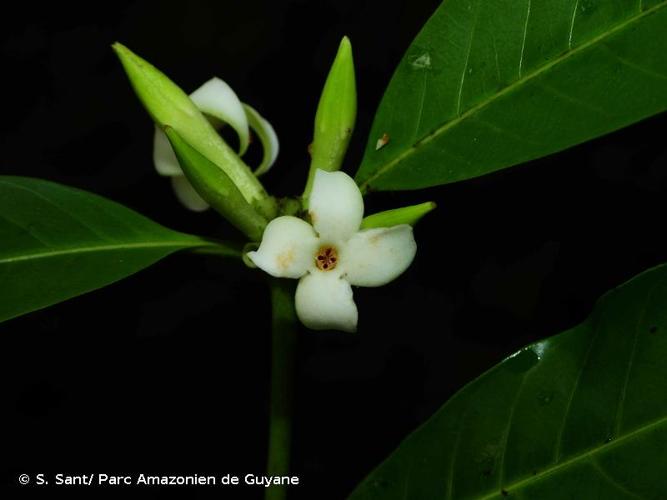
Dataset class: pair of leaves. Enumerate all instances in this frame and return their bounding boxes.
[0,177,236,323]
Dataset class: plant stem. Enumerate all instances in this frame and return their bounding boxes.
[266,279,298,500]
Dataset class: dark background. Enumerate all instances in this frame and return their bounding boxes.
[1,0,666,498]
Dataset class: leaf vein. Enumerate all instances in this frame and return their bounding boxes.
[498,371,529,487]
[475,414,667,499]
[0,241,203,265]
[614,279,660,434]
[601,44,667,81]
[590,458,642,498]
[518,0,532,77]
[568,0,580,49]
[445,398,472,499]
[553,311,603,462]
[414,69,429,137]
[537,82,612,118]
[0,179,112,242]
[455,0,480,116]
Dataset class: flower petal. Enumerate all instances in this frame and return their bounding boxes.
[243,103,279,176]
[342,225,416,287]
[247,216,318,278]
[189,77,250,155]
[308,170,363,243]
[153,126,182,176]
[170,176,210,212]
[295,271,358,332]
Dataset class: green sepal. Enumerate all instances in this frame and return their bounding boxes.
[360,201,436,229]
[112,43,272,213]
[303,36,357,204]
[165,127,268,241]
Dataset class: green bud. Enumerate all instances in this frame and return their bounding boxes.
[360,202,436,230]
[165,127,267,241]
[303,36,357,205]
[112,43,274,217]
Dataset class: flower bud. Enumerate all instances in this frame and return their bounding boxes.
[112,43,273,216]
[304,37,357,205]
[361,202,436,229]
[165,127,267,241]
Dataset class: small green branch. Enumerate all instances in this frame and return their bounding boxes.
[266,279,298,500]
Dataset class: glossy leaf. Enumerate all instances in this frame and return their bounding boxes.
[355,1,667,191]
[350,263,667,498]
[0,176,237,323]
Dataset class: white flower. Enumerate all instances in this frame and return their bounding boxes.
[247,170,417,332]
[152,77,279,211]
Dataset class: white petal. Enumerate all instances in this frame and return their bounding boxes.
[247,216,318,278]
[189,77,250,155]
[308,170,364,243]
[170,176,210,212]
[295,271,358,332]
[243,103,279,176]
[342,225,416,287]
[153,126,182,176]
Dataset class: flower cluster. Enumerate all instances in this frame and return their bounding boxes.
[135,52,420,333]
[248,169,416,332]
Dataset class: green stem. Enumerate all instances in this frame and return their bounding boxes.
[266,279,298,500]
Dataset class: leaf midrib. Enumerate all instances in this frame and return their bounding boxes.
[358,1,667,191]
[475,414,667,499]
[0,240,206,264]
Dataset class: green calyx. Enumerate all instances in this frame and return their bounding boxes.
[361,201,436,230]
[165,128,268,241]
[112,43,276,220]
[303,36,357,206]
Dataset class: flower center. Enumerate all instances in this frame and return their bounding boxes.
[315,246,338,271]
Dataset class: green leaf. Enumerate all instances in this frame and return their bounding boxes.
[0,176,236,323]
[355,1,667,191]
[350,263,667,499]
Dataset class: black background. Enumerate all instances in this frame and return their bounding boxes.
[1,0,666,499]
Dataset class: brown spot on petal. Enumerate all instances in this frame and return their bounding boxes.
[276,248,295,271]
[368,233,383,245]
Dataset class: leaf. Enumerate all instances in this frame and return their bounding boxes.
[350,263,667,499]
[355,1,667,191]
[0,176,236,323]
